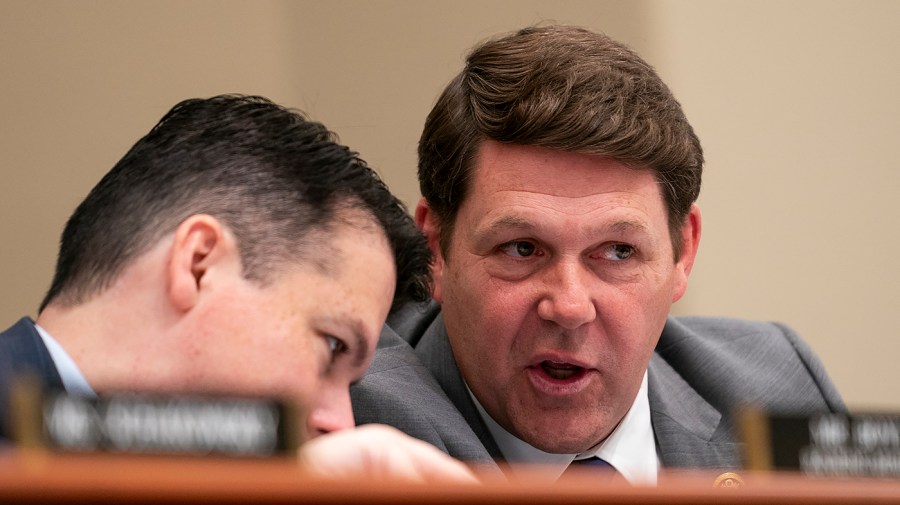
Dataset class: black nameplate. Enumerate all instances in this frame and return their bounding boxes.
[10,379,299,458]
[741,410,900,478]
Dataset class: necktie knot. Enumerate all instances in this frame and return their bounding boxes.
[559,456,620,483]
[571,456,614,470]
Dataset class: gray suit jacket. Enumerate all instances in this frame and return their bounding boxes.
[351,303,845,472]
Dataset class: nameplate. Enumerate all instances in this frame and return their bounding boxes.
[740,409,900,478]
[11,378,299,458]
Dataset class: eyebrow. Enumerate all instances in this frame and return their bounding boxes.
[350,328,371,369]
[336,317,372,371]
[607,220,652,236]
[474,216,537,242]
[479,215,652,239]
[346,327,373,386]
[318,315,372,370]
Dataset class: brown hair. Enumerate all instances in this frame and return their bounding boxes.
[42,95,431,314]
[418,25,703,259]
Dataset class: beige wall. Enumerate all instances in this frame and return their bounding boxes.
[1,1,897,410]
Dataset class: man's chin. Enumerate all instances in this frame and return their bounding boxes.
[516,421,612,454]
[528,436,604,455]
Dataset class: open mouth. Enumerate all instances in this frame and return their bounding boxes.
[539,360,584,380]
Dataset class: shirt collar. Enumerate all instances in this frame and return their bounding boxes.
[34,322,96,397]
[469,371,658,485]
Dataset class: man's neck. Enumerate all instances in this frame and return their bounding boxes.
[35,292,176,394]
[467,371,659,485]
[32,322,95,397]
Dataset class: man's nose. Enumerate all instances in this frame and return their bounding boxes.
[536,260,597,330]
[306,388,355,438]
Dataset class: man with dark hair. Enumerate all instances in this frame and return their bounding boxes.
[0,94,474,482]
[352,26,844,483]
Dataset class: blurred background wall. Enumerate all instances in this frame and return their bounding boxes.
[1,0,897,409]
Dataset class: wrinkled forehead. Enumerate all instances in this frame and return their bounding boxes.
[470,141,660,197]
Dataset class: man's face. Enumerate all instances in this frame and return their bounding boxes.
[427,141,698,453]
[184,216,395,441]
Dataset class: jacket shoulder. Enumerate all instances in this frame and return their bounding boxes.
[656,316,845,415]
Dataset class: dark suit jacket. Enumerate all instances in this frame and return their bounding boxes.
[0,317,64,440]
[351,303,846,473]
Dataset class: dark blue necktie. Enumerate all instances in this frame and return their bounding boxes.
[560,456,619,482]
[572,457,614,470]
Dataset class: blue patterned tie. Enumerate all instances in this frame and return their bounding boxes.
[572,457,614,470]
[560,456,619,481]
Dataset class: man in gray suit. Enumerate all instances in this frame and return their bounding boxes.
[351,26,845,483]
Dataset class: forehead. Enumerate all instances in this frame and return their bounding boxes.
[274,218,395,340]
[462,141,665,220]
[298,211,388,274]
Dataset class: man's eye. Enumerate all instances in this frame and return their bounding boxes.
[602,244,635,261]
[499,241,537,258]
[325,336,348,360]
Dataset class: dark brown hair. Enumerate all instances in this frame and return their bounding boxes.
[42,95,431,314]
[418,25,703,259]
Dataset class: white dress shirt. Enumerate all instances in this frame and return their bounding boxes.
[34,322,96,397]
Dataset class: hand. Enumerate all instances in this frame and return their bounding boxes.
[298,424,479,484]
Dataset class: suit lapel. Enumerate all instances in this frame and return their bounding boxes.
[648,353,741,469]
[0,317,65,439]
[0,317,64,390]
[414,313,505,460]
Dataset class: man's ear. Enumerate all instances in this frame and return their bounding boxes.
[672,203,702,303]
[415,198,445,303]
[167,214,237,312]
